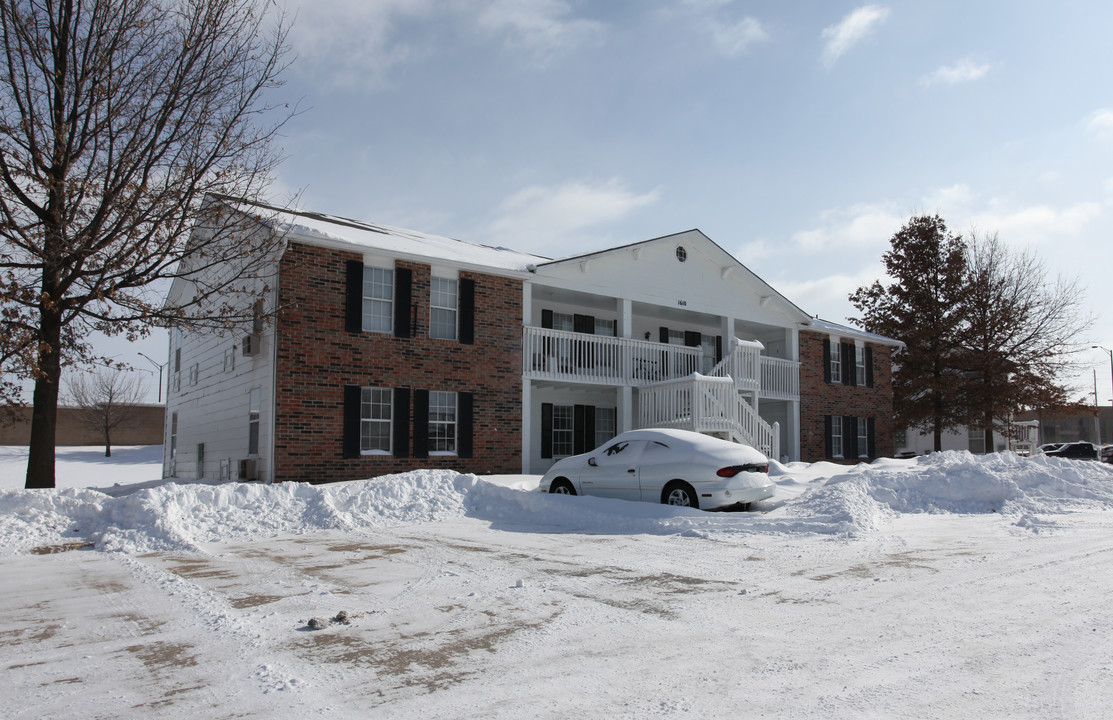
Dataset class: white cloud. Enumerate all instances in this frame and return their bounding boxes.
[1086,109,1113,141]
[679,0,768,56]
[485,179,659,253]
[477,0,605,61]
[820,5,890,67]
[790,202,905,251]
[919,58,991,86]
[286,0,435,88]
[964,201,1102,245]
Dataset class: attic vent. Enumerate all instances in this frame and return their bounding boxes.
[676,246,687,262]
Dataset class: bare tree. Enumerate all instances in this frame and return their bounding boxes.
[67,368,145,457]
[0,0,295,488]
[958,232,1091,450]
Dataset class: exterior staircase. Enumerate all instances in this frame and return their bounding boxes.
[636,338,781,459]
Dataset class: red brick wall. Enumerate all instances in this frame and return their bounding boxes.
[799,330,894,463]
[273,242,523,483]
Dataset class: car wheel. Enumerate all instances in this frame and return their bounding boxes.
[549,478,576,495]
[662,481,698,509]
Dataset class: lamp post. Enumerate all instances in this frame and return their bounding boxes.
[1094,345,1113,445]
[138,352,166,404]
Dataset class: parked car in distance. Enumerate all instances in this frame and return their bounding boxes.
[1041,442,1098,460]
[1034,443,1065,455]
[539,428,775,511]
[1102,445,1113,464]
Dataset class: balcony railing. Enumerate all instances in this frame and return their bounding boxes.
[523,326,800,401]
[523,326,701,385]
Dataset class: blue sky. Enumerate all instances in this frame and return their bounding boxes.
[118,1,1113,405]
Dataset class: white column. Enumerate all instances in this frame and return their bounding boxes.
[521,381,532,474]
[621,386,634,431]
[620,298,633,338]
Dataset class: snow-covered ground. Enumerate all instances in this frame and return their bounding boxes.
[3,447,1113,718]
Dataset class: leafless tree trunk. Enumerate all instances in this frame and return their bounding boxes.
[0,0,295,487]
[67,368,145,457]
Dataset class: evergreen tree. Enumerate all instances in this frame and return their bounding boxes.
[850,215,968,450]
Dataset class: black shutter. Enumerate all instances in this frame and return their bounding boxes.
[842,343,855,386]
[343,385,361,458]
[822,339,832,383]
[393,387,410,458]
[345,261,363,334]
[459,278,475,345]
[413,388,429,458]
[541,403,553,459]
[458,392,473,458]
[684,331,701,347]
[573,405,586,455]
[573,314,594,334]
[660,327,669,343]
[824,415,833,458]
[716,336,723,364]
[394,268,412,338]
[865,346,875,388]
[542,309,554,328]
[867,417,876,458]
[844,416,857,458]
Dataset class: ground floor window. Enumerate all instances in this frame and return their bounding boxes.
[428,391,458,454]
[542,403,617,459]
[248,388,260,455]
[361,387,393,454]
[825,415,877,460]
[551,405,574,457]
[968,427,986,454]
[595,407,617,449]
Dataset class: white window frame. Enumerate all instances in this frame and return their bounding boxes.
[172,330,182,392]
[189,363,199,386]
[170,412,178,459]
[856,344,867,386]
[594,318,615,336]
[667,329,685,345]
[224,345,235,373]
[552,312,574,332]
[362,265,394,333]
[361,387,393,455]
[552,404,573,457]
[429,277,458,340]
[829,339,841,383]
[428,391,457,455]
[857,417,869,458]
[831,417,843,458]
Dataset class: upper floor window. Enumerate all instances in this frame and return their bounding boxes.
[361,387,393,454]
[829,341,842,383]
[552,312,574,332]
[430,277,458,340]
[428,391,457,455]
[855,345,867,386]
[594,318,615,336]
[362,266,394,333]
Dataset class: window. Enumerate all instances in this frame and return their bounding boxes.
[428,391,457,454]
[856,345,866,387]
[594,318,615,336]
[360,388,392,454]
[170,412,178,459]
[829,341,841,384]
[430,277,458,340]
[189,363,199,386]
[248,388,260,455]
[595,407,617,449]
[552,405,573,457]
[362,266,394,333]
[252,298,265,333]
[552,312,574,332]
[676,246,687,262]
[968,427,986,454]
[857,418,869,458]
[667,329,685,345]
[830,417,843,458]
[172,331,181,392]
[224,345,235,373]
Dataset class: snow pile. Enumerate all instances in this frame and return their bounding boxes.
[3,453,1113,555]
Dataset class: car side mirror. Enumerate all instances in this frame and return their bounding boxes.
[588,457,597,467]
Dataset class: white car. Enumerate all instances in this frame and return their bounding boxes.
[539,428,775,510]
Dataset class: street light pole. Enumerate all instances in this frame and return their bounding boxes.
[138,352,166,404]
[1093,345,1113,444]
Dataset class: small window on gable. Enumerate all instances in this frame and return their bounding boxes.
[362,266,394,333]
[430,277,458,340]
[676,246,687,262]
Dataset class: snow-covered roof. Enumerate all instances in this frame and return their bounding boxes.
[217,196,549,276]
[803,317,904,347]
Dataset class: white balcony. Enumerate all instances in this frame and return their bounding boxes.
[523,326,799,401]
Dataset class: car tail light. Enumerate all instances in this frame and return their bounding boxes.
[716,463,768,477]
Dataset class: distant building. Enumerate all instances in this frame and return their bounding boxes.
[0,405,165,446]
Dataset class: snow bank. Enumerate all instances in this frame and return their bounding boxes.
[3,453,1113,555]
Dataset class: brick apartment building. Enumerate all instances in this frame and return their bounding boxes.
[162,196,900,483]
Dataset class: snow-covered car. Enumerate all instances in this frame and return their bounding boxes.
[539,428,775,510]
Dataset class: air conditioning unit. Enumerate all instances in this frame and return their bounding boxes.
[238,458,258,481]
[242,333,260,357]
